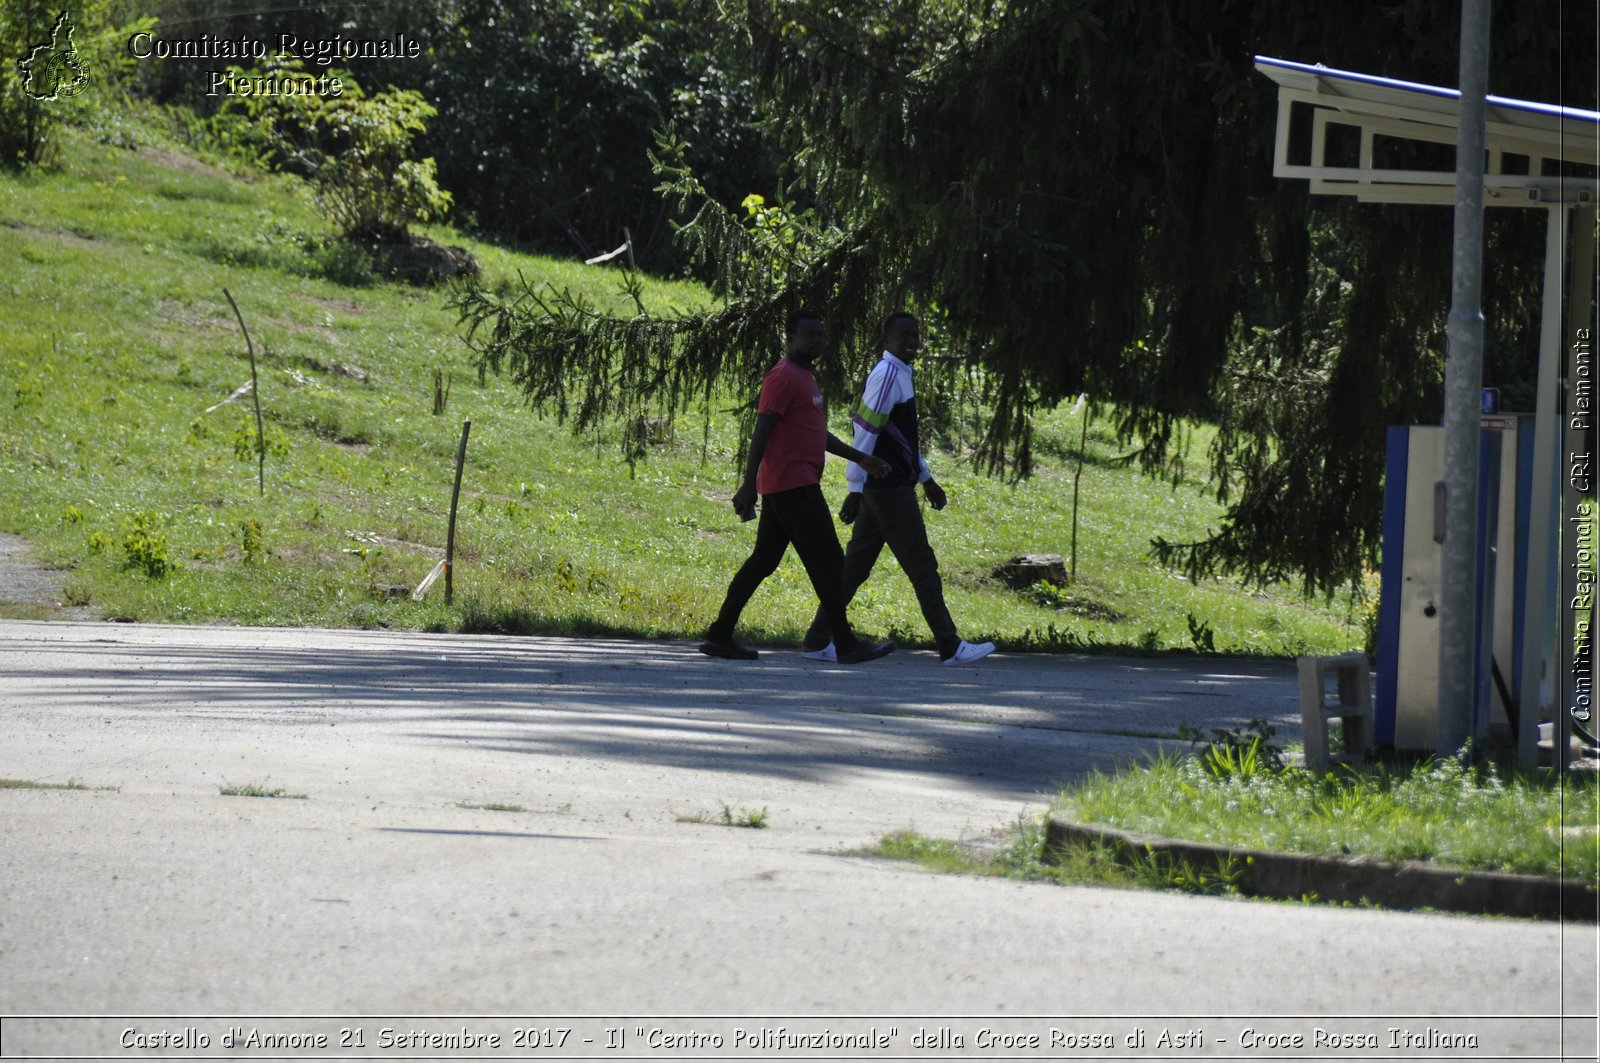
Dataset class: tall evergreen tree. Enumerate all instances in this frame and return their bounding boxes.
[453,0,1595,595]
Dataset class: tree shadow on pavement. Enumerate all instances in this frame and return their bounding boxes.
[8,632,1304,801]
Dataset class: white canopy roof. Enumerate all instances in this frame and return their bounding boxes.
[1255,55,1598,206]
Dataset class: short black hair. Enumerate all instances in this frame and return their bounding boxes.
[787,308,823,336]
[882,311,917,335]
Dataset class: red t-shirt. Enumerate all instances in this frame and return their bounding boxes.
[756,357,827,495]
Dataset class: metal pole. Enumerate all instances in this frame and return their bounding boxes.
[1436,0,1493,757]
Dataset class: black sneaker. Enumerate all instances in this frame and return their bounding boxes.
[836,640,895,664]
[699,639,759,660]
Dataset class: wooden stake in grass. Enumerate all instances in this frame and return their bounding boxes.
[412,418,472,604]
[445,419,471,604]
[432,368,452,415]
[222,288,267,496]
[1070,393,1089,584]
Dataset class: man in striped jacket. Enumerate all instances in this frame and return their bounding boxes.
[802,312,996,667]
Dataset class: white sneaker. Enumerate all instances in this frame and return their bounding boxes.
[942,640,995,666]
[803,642,838,662]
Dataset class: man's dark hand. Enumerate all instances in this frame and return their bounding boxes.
[732,483,757,518]
[860,455,891,479]
[839,492,863,525]
[923,478,947,510]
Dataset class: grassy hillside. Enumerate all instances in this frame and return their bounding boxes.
[0,123,1364,656]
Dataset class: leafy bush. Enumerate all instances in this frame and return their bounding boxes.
[1179,718,1287,779]
[236,518,265,564]
[1358,566,1381,655]
[0,3,155,167]
[0,1,95,166]
[297,87,451,242]
[217,62,450,242]
[119,511,175,579]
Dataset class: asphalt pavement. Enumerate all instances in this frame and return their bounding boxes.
[0,621,1594,1061]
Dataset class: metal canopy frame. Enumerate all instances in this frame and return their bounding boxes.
[1255,56,1599,769]
[1255,56,1598,207]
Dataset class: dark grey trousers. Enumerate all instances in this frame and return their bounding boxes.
[805,485,959,657]
[707,483,860,654]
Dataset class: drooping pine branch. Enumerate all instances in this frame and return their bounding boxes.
[450,200,915,466]
[452,0,1588,595]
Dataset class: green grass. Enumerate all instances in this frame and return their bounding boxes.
[0,776,117,792]
[1055,753,1600,886]
[219,782,308,799]
[0,116,1365,655]
[455,801,527,813]
[677,803,771,829]
[867,820,1246,896]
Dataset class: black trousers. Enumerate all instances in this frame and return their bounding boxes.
[805,485,959,657]
[706,483,859,653]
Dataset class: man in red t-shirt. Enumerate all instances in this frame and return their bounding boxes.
[700,310,896,664]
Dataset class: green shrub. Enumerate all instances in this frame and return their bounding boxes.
[0,2,81,165]
[119,510,174,579]
[1359,566,1381,655]
[0,2,139,167]
[216,61,450,242]
[236,518,265,564]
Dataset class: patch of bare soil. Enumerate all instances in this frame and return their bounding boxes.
[0,533,95,618]
[135,144,235,182]
[4,221,100,250]
[294,293,370,316]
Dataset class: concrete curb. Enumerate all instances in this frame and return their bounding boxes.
[1045,818,1599,922]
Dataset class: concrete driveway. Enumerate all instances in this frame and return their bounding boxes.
[0,621,1593,1059]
